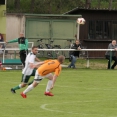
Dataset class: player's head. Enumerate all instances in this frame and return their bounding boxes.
[57,55,65,64]
[32,46,38,55]
[112,40,116,46]
[20,32,24,37]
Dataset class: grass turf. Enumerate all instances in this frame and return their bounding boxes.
[36,58,115,69]
[0,69,117,117]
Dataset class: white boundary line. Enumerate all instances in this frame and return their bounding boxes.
[40,99,117,116]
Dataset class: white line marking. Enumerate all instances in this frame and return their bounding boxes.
[40,104,91,115]
[40,100,116,116]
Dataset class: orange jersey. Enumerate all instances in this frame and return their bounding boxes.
[37,59,61,76]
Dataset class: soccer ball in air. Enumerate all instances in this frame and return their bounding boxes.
[77,18,85,25]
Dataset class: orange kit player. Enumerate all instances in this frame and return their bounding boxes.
[21,55,65,98]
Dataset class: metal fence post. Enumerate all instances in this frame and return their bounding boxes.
[110,50,112,69]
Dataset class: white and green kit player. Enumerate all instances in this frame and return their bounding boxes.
[11,46,41,93]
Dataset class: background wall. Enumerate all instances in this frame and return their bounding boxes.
[6,14,25,41]
[0,4,6,40]
[6,14,78,48]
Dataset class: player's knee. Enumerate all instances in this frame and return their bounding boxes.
[34,79,42,84]
[48,77,53,80]
[21,83,27,88]
[32,81,39,87]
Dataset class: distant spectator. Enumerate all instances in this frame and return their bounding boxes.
[7,32,28,67]
[105,40,117,69]
[0,33,5,54]
[0,60,5,70]
[68,39,82,69]
[0,60,2,69]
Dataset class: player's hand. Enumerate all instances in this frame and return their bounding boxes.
[29,64,35,69]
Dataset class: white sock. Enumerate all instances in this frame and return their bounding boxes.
[19,84,22,88]
[46,80,53,92]
[23,84,34,94]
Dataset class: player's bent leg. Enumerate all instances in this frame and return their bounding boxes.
[21,83,27,88]
[11,83,26,94]
[44,73,54,96]
[21,70,43,98]
[33,70,43,86]
[27,69,36,85]
[11,74,31,94]
[21,81,41,98]
[32,81,39,87]
[46,73,53,80]
[21,83,34,98]
[20,83,34,98]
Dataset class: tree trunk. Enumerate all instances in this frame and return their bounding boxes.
[30,0,35,13]
[85,0,91,8]
[109,0,113,10]
[47,0,51,14]
[14,0,20,10]
[98,0,101,9]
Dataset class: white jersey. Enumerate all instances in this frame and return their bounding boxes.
[22,52,36,75]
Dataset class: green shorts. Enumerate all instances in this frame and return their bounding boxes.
[21,69,36,83]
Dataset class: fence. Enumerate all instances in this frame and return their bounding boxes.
[0,42,33,69]
[37,48,114,68]
[0,41,114,69]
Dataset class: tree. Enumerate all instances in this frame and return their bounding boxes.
[98,0,101,8]
[30,0,35,13]
[109,0,113,10]
[14,0,20,10]
[85,0,91,8]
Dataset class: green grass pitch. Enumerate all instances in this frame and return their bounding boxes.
[0,69,117,117]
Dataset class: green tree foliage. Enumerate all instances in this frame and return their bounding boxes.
[7,0,117,14]
[7,0,85,13]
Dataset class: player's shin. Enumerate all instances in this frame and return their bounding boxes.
[23,81,39,94]
[46,80,53,92]
[12,84,21,90]
[23,84,34,94]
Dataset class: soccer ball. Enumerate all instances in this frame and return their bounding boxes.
[77,18,85,25]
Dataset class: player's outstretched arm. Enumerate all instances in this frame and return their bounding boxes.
[51,75,58,89]
[30,61,44,69]
[35,57,41,62]
[7,38,18,43]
